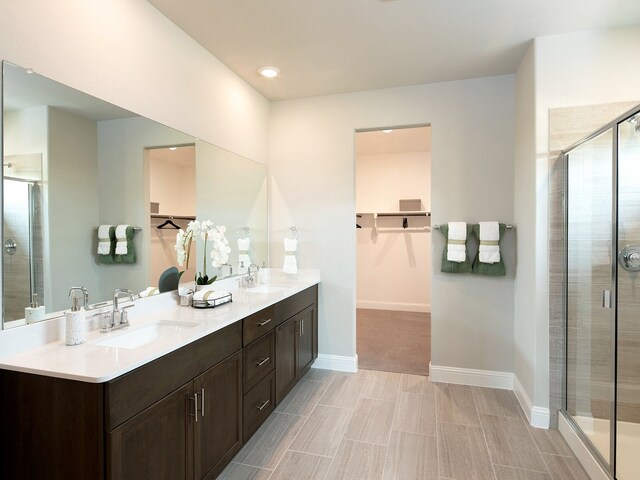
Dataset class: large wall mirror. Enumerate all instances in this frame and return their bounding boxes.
[1,61,268,329]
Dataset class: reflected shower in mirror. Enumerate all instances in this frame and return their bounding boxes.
[2,61,268,329]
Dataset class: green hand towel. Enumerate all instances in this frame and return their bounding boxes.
[113,226,137,264]
[97,226,116,264]
[471,223,506,276]
[439,224,473,273]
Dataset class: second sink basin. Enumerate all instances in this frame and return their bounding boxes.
[93,320,198,349]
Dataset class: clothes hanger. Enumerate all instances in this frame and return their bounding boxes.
[156,217,180,229]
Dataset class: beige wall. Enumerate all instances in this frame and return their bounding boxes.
[269,74,516,370]
[356,150,431,312]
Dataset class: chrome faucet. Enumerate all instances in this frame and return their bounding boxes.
[241,263,260,287]
[100,289,135,333]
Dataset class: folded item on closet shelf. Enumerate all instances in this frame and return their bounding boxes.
[139,287,159,298]
[193,289,231,302]
[446,222,467,263]
[115,225,130,255]
[478,221,500,264]
[97,225,113,255]
[283,237,298,274]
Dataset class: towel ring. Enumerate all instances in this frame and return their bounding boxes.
[285,226,299,240]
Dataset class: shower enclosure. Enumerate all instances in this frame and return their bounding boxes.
[2,154,44,325]
[564,105,640,480]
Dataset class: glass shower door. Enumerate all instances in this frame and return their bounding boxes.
[566,128,615,470]
[616,114,640,480]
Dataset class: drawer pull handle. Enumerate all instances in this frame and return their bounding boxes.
[256,399,270,411]
[200,388,205,417]
[257,318,272,327]
[256,357,270,367]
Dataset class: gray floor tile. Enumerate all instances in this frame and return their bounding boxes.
[303,368,336,384]
[216,462,272,480]
[382,430,438,480]
[344,397,395,445]
[494,465,552,480]
[275,379,328,416]
[438,421,496,480]
[436,383,481,426]
[392,391,436,436]
[269,450,333,480]
[361,369,402,402]
[528,426,574,457]
[479,414,548,473]
[400,373,435,395]
[326,439,387,480]
[473,386,523,419]
[318,372,367,408]
[541,454,591,480]
[233,412,306,469]
[289,404,352,457]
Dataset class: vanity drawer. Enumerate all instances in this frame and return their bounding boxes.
[243,370,275,442]
[243,305,276,346]
[243,330,275,390]
[274,285,317,323]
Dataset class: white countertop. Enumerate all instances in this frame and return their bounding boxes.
[0,270,320,383]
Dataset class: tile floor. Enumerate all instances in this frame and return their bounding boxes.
[218,368,590,480]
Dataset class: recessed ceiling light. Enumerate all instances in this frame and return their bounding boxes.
[382,129,393,134]
[258,66,280,78]
[169,147,177,151]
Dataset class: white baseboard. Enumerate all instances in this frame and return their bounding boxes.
[429,363,513,389]
[356,301,431,313]
[312,354,358,373]
[558,412,609,480]
[513,375,550,429]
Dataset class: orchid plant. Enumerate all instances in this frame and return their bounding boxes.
[175,220,231,286]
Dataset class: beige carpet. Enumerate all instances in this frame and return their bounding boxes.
[356,308,430,376]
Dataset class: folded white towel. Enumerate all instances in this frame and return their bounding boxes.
[238,237,251,274]
[139,287,159,297]
[447,222,467,263]
[97,225,112,255]
[479,221,500,264]
[283,238,298,274]
[115,224,129,255]
[193,289,231,302]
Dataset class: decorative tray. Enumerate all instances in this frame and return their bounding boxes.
[191,292,233,309]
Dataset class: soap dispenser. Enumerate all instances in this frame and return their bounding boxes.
[66,287,88,346]
[24,293,45,324]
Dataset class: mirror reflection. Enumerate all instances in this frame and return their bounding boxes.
[2,61,268,329]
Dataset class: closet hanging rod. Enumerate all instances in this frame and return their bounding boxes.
[150,214,196,221]
[433,224,514,230]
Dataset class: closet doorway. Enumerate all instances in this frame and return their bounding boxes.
[355,126,431,376]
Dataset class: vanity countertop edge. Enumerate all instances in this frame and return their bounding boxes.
[0,269,320,383]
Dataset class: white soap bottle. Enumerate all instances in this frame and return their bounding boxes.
[66,287,87,346]
[25,293,46,324]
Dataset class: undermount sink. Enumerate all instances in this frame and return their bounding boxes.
[92,320,198,349]
[246,285,288,294]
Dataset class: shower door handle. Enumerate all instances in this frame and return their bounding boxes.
[602,290,611,309]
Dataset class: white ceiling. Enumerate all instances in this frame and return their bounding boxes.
[148,145,196,168]
[148,0,640,101]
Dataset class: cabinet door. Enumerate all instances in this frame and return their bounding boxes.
[296,305,316,377]
[108,383,192,480]
[193,351,242,480]
[275,315,298,404]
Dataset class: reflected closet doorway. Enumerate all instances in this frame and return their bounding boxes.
[355,126,432,376]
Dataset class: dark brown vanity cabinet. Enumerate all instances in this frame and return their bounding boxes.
[0,284,318,480]
[275,303,317,403]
